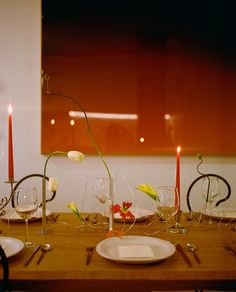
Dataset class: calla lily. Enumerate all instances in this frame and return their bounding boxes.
[47,177,59,192]
[136,184,158,201]
[67,202,83,221]
[68,151,85,162]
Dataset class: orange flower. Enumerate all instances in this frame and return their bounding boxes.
[112,201,135,221]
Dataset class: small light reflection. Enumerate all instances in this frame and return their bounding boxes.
[69,111,138,120]
[70,119,75,126]
[140,137,145,143]
[164,114,171,120]
[50,119,55,125]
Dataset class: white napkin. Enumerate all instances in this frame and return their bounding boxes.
[118,245,155,258]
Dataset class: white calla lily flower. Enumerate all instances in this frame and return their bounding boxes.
[48,177,59,192]
[67,151,85,162]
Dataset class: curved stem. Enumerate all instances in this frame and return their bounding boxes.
[43,151,66,177]
[196,156,204,176]
[196,154,210,204]
[44,74,111,179]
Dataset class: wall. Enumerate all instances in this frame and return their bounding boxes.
[0,0,235,214]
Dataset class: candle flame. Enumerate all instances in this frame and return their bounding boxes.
[8,104,12,114]
[177,146,181,153]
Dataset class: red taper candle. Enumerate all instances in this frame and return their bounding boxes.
[176,146,181,211]
[8,104,14,181]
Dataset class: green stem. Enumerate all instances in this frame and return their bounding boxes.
[44,74,112,179]
[43,151,67,177]
[196,156,204,176]
[196,153,210,203]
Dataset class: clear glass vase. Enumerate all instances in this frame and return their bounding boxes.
[82,171,137,235]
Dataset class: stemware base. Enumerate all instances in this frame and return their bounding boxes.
[168,222,187,234]
[25,241,35,248]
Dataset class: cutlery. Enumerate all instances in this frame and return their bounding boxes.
[24,244,41,267]
[186,243,201,264]
[86,246,94,265]
[175,243,192,267]
[36,243,52,265]
[224,243,236,256]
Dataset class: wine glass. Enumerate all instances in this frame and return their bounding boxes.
[201,176,219,223]
[81,180,110,230]
[156,186,179,221]
[156,186,179,238]
[13,187,38,248]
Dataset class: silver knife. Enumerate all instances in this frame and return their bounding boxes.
[175,244,192,267]
[24,244,41,267]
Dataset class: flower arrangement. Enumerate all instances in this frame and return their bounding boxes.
[43,73,115,232]
[43,75,144,237]
[105,201,135,238]
[41,150,84,234]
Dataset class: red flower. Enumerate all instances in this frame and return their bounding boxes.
[112,204,121,213]
[122,201,132,209]
[112,201,135,221]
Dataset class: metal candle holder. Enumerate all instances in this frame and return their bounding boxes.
[0,180,17,215]
[2,174,56,228]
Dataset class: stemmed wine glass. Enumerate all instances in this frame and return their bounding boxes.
[81,179,111,230]
[144,186,179,237]
[13,187,38,248]
[201,176,219,223]
[156,186,179,220]
[156,186,179,238]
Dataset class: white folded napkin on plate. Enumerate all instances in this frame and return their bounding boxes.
[118,245,155,258]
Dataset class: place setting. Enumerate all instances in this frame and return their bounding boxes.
[0,185,53,269]
[96,235,176,265]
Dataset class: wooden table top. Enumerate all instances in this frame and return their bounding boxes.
[1,212,236,292]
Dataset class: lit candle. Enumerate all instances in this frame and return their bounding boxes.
[8,104,14,182]
[176,146,181,211]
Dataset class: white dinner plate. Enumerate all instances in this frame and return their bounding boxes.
[0,236,24,258]
[96,235,176,264]
[113,208,154,222]
[1,208,52,222]
[203,207,236,221]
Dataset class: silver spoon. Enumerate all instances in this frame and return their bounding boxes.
[36,243,52,265]
[186,243,201,264]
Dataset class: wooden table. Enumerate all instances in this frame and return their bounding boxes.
[1,213,236,292]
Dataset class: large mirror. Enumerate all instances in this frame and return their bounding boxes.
[41,1,236,155]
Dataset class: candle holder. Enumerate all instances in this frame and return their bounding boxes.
[168,210,187,234]
[8,174,56,233]
[0,180,17,214]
